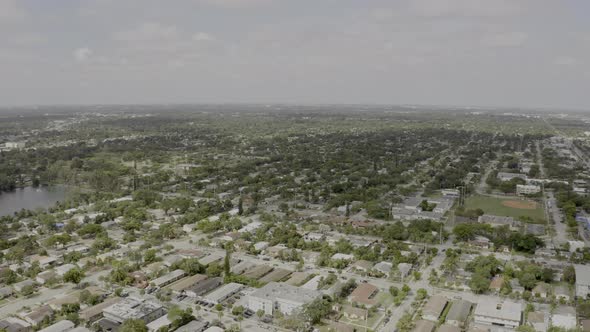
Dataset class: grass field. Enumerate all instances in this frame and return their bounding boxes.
[464,195,545,222]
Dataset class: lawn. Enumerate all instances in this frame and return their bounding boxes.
[464,195,545,222]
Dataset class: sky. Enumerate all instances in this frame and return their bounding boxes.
[1,0,590,110]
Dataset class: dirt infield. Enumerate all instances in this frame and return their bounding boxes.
[502,200,538,210]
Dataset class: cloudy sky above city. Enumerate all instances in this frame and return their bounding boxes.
[1,0,590,109]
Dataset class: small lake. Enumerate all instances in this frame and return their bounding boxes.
[0,186,67,216]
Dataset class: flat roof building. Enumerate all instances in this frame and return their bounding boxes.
[186,277,222,298]
[247,282,321,316]
[151,269,186,288]
[422,295,448,322]
[474,298,522,329]
[202,282,243,305]
[574,264,590,298]
[446,299,473,327]
[38,320,75,332]
[102,297,165,324]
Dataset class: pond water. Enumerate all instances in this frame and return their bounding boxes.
[0,186,67,216]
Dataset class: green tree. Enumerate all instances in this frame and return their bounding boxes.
[63,267,85,285]
[120,319,148,332]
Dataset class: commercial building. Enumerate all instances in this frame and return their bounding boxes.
[102,297,165,324]
[574,264,590,298]
[478,215,520,229]
[201,282,243,305]
[146,315,172,332]
[516,184,541,195]
[246,282,321,316]
[474,298,522,329]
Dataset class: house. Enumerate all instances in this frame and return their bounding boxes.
[0,286,13,299]
[373,261,393,276]
[569,241,585,253]
[446,299,473,327]
[38,320,75,332]
[470,236,491,249]
[79,297,123,322]
[574,264,590,298]
[527,311,548,332]
[351,260,373,273]
[146,315,172,332]
[398,263,412,280]
[331,253,355,261]
[13,279,36,293]
[342,305,367,320]
[55,264,76,277]
[474,298,522,329]
[349,283,379,307]
[422,295,448,322]
[532,282,550,298]
[497,172,527,182]
[0,317,32,332]
[36,270,57,285]
[489,276,504,293]
[253,241,269,252]
[182,224,196,233]
[102,297,165,324]
[412,320,436,332]
[22,305,54,326]
[304,232,325,242]
[247,282,321,316]
[554,285,571,302]
[551,306,577,330]
[510,279,525,294]
[175,320,208,332]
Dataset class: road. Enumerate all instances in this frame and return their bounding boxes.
[547,191,567,247]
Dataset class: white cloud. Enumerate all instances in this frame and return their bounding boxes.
[193,32,215,41]
[554,56,577,66]
[409,0,520,18]
[481,32,528,48]
[0,0,25,22]
[73,48,93,62]
[114,23,179,42]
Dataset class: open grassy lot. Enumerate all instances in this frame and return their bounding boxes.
[464,195,545,222]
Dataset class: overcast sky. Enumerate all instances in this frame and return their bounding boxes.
[1,0,590,109]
